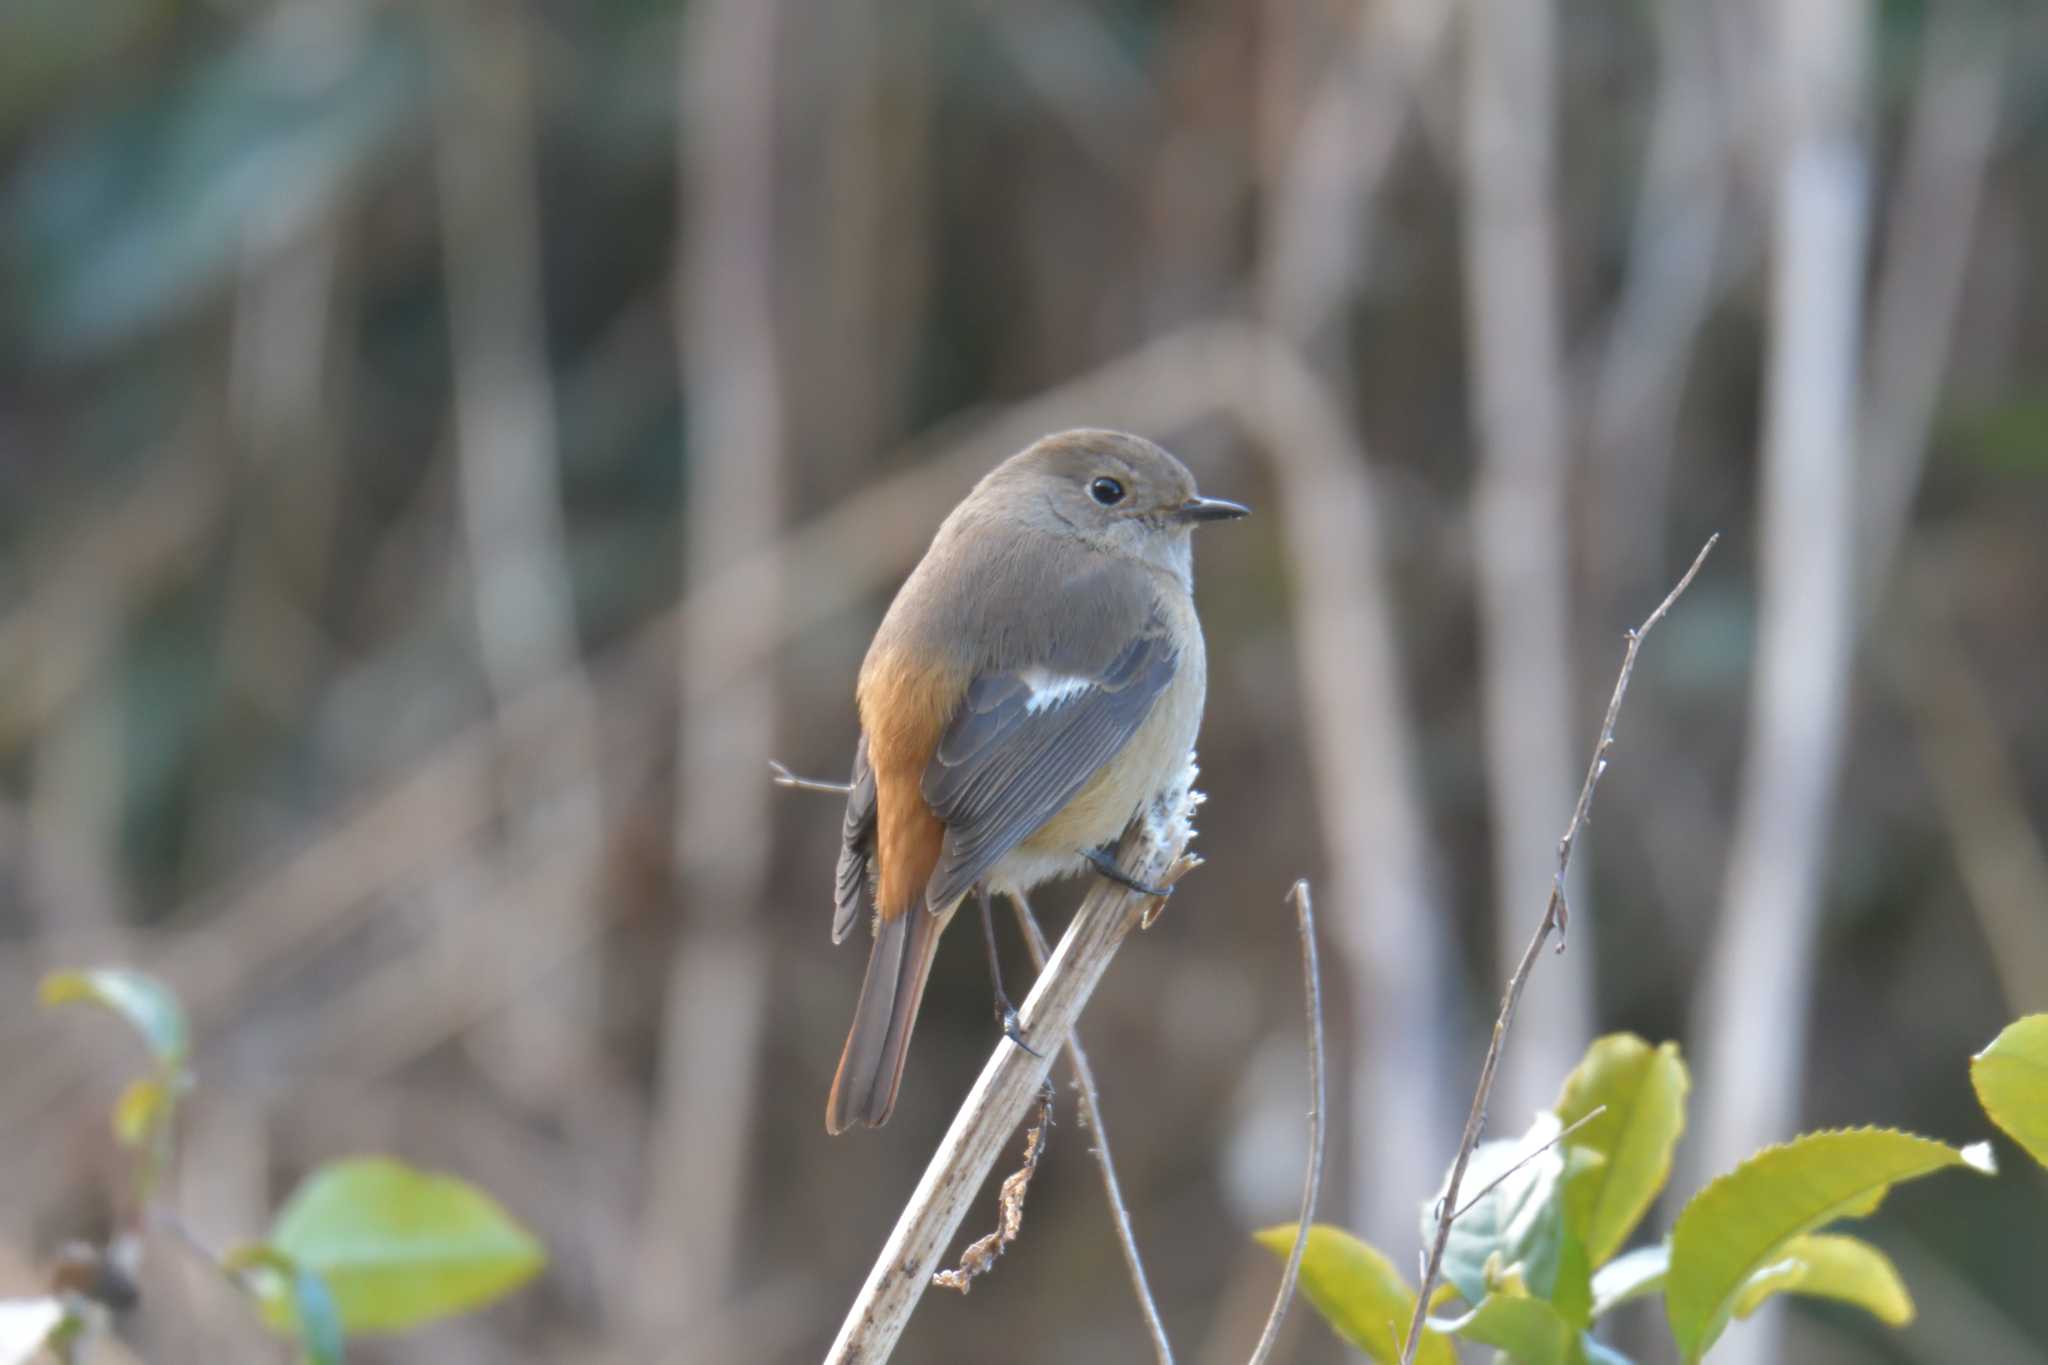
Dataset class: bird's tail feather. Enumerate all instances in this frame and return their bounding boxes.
[826,905,946,1133]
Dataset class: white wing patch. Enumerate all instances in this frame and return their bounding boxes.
[1019,668,1095,714]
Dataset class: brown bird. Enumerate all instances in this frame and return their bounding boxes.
[827,429,1247,1133]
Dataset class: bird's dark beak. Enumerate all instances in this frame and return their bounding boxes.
[1172,495,1251,524]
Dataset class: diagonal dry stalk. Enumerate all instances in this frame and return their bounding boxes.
[1399,535,1716,1364]
[1008,891,1176,1363]
[825,770,1202,1364]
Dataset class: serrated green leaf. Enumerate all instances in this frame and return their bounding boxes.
[1590,1243,1668,1318]
[0,1298,66,1365]
[1666,1128,1985,1361]
[1432,1288,1579,1365]
[40,968,189,1064]
[1553,1035,1689,1266]
[1730,1233,1913,1327]
[1426,1112,1568,1306]
[1971,1014,2048,1170]
[1253,1224,1454,1365]
[269,1158,545,1333]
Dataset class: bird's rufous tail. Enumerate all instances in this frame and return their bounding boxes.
[825,905,947,1133]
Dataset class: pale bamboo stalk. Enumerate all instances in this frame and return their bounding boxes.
[1687,3,1873,1360]
[1256,0,1456,1253]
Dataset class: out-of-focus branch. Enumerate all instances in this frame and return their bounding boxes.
[1257,0,1456,1253]
[1586,0,1738,598]
[826,777,1202,1365]
[634,0,788,1343]
[1009,891,1175,1365]
[1856,10,2006,611]
[1402,536,1715,1365]
[1247,880,1325,1365]
[1888,566,2048,1013]
[1687,4,1872,1360]
[1461,0,1589,1117]
[434,0,605,1102]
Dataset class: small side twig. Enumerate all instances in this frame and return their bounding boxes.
[1248,879,1327,1365]
[1399,535,1715,1364]
[933,1082,1056,1292]
[1450,1105,1604,1222]
[1010,893,1175,1364]
[767,759,854,797]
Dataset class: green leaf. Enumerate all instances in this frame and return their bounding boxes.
[1426,1112,1568,1306]
[1253,1224,1454,1365]
[40,968,189,1064]
[1971,1014,2048,1170]
[1553,1035,1689,1266]
[1590,1243,1668,1318]
[1553,1226,1594,1329]
[270,1157,545,1334]
[0,1298,66,1365]
[1730,1233,1913,1328]
[1666,1128,1990,1361]
[1433,1289,1578,1365]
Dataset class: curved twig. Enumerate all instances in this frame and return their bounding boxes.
[1248,880,1327,1365]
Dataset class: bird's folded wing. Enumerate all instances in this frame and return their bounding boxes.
[833,733,876,943]
[920,624,1177,911]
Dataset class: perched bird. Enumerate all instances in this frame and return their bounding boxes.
[827,429,1247,1133]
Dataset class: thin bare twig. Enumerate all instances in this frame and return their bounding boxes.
[1450,1105,1604,1222]
[1248,880,1327,1365]
[1010,893,1174,1365]
[1399,535,1716,1364]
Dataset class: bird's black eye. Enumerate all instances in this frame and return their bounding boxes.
[1089,476,1125,506]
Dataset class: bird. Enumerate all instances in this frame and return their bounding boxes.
[826,428,1247,1133]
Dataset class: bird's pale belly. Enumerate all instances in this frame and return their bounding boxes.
[984,646,1204,897]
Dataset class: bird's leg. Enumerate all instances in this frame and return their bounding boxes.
[1083,846,1173,898]
[978,884,1042,1057]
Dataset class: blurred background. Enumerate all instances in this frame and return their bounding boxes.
[1,0,2045,1362]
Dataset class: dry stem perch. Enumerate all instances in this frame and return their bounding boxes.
[826,767,1203,1365]
[1399,534,1717,1364]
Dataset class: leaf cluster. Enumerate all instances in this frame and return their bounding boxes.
[2,967,546,1364]
[1262,1024,2048,1363]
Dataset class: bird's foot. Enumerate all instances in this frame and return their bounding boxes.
[996,997,1042,1058]
[1083,846,1174,898]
